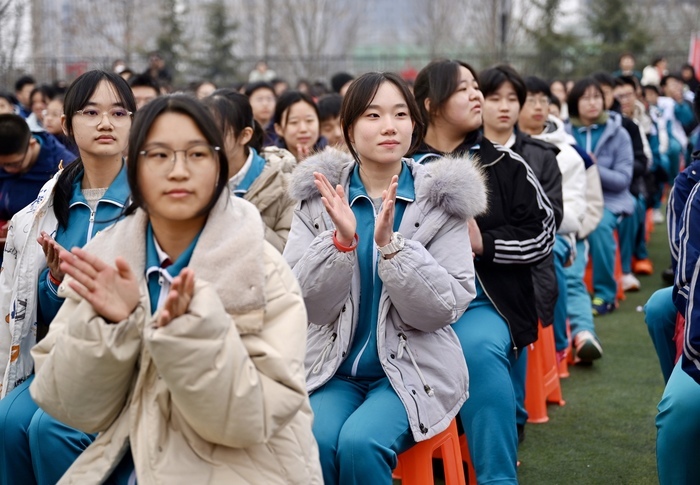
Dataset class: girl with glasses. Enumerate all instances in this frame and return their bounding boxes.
[29,95,322,484]
[566,77,634,317]
[0,70,134,484]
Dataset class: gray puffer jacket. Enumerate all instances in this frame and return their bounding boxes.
[283,148,488,441]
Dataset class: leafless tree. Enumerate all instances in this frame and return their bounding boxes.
[272,0,360,80]
[414,0,471,58]
[636,0,700,65]
[0,0,26,85]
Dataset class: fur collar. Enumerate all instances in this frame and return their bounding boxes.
[59,190,266,316]
[289,147,487,220]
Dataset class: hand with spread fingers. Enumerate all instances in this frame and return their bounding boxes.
[59,247,141,323]
[37,231,67,282]
[375,175,398,250]
[313,171,357,245]
[156,268,195,328]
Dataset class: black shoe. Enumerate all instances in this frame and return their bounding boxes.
[662,267,674,286]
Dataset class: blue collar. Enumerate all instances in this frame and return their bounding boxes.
[233,148,267,196]
[145,223,200,280]
[69,161,130,207]
[348,160,415,206]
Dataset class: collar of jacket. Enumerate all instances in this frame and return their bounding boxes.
[289,146,487,221]
[570,111,609,130]
[69,161,130,206]
[513,128,560,156]
[348,161,415,205]
[58,189,267,321]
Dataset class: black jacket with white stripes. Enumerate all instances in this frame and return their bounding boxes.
[414,133,556,350]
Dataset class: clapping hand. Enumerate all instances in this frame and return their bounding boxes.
[59,247,140,323]
[156,268,195,328]
[38,231,66,283]
[375,175,398,251]
[314,172,356,245]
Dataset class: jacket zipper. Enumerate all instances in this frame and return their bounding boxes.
[86,210,96,242]
[474,272,519,358]
[397,333,434,397]
[310,332,337,374]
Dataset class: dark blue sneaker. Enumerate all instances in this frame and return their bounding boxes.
[591,297,615,316]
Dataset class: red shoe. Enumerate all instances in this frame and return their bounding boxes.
[633,258,653,275]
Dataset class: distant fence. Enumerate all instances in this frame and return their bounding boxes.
[1,50,690,91]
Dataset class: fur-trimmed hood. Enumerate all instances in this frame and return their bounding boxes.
[289,147,488,220]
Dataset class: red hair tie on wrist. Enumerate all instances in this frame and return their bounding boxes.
[333,231,359,252]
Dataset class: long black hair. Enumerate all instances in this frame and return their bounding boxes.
[202,89,264,153]
[125,94,229,217]
[53,70,136,228]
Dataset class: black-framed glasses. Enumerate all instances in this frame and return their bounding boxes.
[75,107,133,126]
[139,145,220,174]
[0,141,30,171]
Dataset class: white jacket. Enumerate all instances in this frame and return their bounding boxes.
[531,115,588,236]
[0,174,60,397]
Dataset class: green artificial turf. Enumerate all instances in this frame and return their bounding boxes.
[517,222,669,485]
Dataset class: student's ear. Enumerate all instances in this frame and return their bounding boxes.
[423,98,431,115]
[239,126,254,146]
[347,125,354,145]
[274,123,283,138]
[60,114,69,136]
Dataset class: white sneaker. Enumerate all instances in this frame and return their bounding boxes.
[652,209,665,224]
[621,273,641,292]
[574,330,603,363]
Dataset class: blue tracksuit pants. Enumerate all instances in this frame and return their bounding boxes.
[588,209,624,303]
[656,360,700,484]
[0,376,95,485]
[453,294,519,484]
[310,375,415,485]
[566,239,598,338]
[644,286,679,383]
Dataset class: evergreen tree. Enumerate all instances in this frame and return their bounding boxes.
[586,0,650,71]
[198,0,238,84]
[527,0,580,79]
[156,0,187,81]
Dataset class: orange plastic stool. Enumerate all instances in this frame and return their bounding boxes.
[392,419,466,485]
[583,231,625,302]
[645,207,654,241]
[525,322,566,424]
[459,432,478,484]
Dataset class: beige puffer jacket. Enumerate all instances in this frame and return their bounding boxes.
[236,146,297,252]
[30,192,322,484]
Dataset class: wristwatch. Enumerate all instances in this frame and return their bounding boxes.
[377,232,405,257]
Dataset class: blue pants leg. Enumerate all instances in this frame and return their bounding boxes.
[618,212,636,275]
[633,196,649,260]
[565,240,598,339]
[511,346,528,427]
[588,209,620,303]
[644,286,678,383]
[656,361,700,484]
[28,409,95,485]
[453,300,518,484]
[310,375,414,485]
[0,377,38,485]
[553,236,572,352]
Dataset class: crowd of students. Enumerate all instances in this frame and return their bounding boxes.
[0,52,697,484]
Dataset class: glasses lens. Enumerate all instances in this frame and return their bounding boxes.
[79,108,132,126]
[108,108,132,126]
